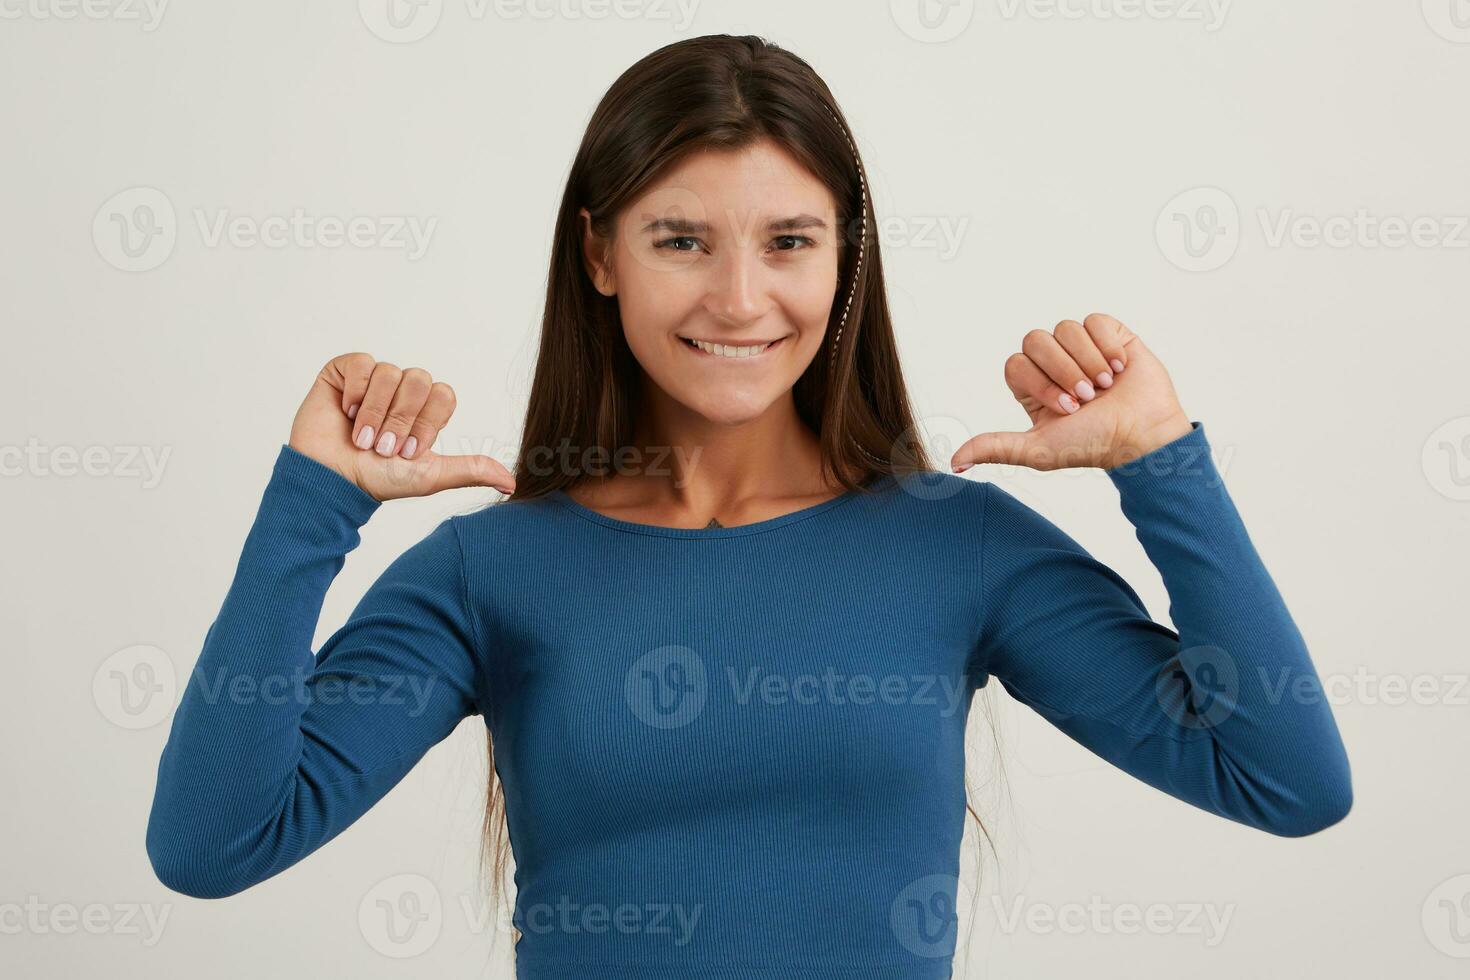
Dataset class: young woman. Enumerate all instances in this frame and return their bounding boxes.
[146,34,1352,978]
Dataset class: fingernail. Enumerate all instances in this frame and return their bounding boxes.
[401,435,417,459]
[376,430,396,456]
[1059,393,1079,414]
[952,462,972,474]
[1075,380,1096,401]
[355,425,374,450]
[1110,358,1125,373]
[347,403,359,419]
[1096,370,1113,389]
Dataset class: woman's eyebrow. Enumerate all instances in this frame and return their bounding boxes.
[767,214,828,232]
[640,214,829,234]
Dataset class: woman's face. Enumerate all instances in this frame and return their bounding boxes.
[581,138,842,427]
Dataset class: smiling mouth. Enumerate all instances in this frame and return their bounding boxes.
[679,336,786,359]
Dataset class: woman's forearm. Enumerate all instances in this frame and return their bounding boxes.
[145,446,481,898]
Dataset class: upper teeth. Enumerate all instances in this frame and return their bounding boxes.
[688,338,773,358]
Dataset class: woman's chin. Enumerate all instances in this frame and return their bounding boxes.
[675,390,780,428]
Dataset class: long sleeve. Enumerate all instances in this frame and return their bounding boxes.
[974,420,1353,837]
[145,445,485,899]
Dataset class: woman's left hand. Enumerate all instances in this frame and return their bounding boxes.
[950,313,1194,473]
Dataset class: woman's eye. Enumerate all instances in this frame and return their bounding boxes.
[655,236,703,252]
[653,235,814,254]
[772,235,815,252]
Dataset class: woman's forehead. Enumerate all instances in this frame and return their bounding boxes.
[626,141,836,226]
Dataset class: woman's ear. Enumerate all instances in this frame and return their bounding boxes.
[579,207,616,296]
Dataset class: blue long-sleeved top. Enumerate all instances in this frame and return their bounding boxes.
[145,420,1352,977]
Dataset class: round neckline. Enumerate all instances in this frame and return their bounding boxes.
[547,474,895,539]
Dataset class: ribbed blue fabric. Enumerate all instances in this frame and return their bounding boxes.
[146,420,1352,977]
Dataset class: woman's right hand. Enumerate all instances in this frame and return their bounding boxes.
[288,353,516,501]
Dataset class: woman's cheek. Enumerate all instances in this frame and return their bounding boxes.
[782,268,840,341]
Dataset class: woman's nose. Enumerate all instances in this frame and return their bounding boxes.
[704,250,770,326]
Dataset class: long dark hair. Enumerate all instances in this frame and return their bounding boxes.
[478,32,999,962]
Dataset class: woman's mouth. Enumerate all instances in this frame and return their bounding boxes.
[678,335,786,359]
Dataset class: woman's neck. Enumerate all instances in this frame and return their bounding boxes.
[565,388,842,529]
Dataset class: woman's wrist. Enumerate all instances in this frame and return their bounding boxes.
[1105,412,1195,471]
